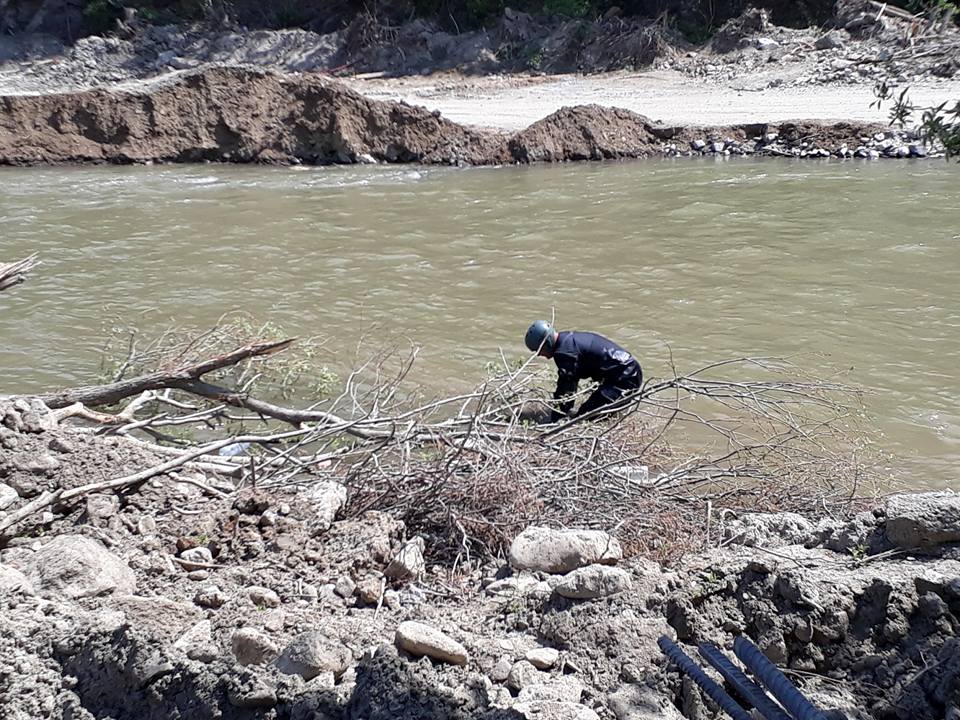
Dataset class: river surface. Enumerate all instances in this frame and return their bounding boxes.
[1,159,958,488]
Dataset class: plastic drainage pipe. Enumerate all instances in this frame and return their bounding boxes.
[733,636,827,720]
[658,636,753,720]
[698,642,793,720]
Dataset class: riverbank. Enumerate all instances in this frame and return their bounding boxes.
[1,3,958,165]
[0,65,944,166]
[1,397,959,720]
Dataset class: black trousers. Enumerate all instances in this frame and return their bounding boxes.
[576,360,643,417]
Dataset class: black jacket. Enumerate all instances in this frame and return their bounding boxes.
[552,331,640,416]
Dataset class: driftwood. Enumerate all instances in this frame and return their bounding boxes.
[27,339,294,409]
[0,254,40,293]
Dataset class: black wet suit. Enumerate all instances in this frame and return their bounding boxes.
[551,331,642,423]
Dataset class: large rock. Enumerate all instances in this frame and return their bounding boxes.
[27,535,135,599]
[886,492,960,547]
[509,526,622,574]
[301,481,348,531]
[554,565,632,599]
[526,647,560,670]
[512,701,600,720]
[507,660,544,690]
[394,621,468,665]
[274,632,352,680]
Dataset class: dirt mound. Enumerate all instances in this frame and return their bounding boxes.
[0,67,509,166]
[2,66,916,166]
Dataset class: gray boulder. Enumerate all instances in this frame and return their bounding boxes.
[274,632,352,680]
[384,537,425,581]
[27,534,135,599]
[0,482,18,510]
[886,492,960,547]
[554,564,632,599]
[0,563,34,595]
[815,31,848,50]
[509,526,622,573]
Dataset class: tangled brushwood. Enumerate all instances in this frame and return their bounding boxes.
[3,311,885,564]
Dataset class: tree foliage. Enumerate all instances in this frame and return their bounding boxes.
[873,81,960,159]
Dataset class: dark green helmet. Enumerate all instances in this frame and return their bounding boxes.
[524,320,556,353]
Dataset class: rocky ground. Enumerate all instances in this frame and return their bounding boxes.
[2,399,960,720]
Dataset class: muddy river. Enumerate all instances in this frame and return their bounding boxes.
[1,158,957,487]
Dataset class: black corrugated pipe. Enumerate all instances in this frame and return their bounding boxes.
[733,636,827,720]
[698,642,794,720]
[657,636,754,720]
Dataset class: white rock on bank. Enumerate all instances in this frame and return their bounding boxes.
[554,565,632,599]
[886,492,960,547]
[247,585,281,608]
[274,632,352,680]
[395,621,468,665]
[231,627,279,666]
[300,481,348,531]
[526,647,560,670]
[179,546,213,570]
[0,563,34,595]
[507,659,544,690]
[486,573,541,597]
[28,534,136,599]
[174,620,213,653]
[0,482,18,510]
[509,527,622,574]
[385,537,425,581]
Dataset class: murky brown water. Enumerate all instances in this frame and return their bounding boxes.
[1,159,958,487]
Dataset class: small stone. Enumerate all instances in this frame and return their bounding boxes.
[231,627,279,666]
[85,494,119,520]
[334,575,356,599]
[0,483,18,510]
[394,621,468,665]
[384,589,401,610]
[278,502,291,515]
[486,574,541,597]
[909,144,927,157]
[763,132,778,143]
[868,150,880,160]
[299,481,347,531]
[490,656,513,682]
[385,537,425,581]
[710,141,725,153]
[259,510,277,528]
[356,576,384,605]
[248,586,281,608]
[874,132,887,141]
[174,619,212,653]
[691,139,706,151]
[357,153,378,164]
[274,632,351,680]
[194,585,227,608]
[754,38,779,50]
[507,660,544,690]
[136,516,157,535]
[48,436,75,453]
[187,570,210,581]
[21,453,60,475]
[179,547,213,571]
[526,647,560,670]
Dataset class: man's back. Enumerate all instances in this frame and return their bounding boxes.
[553,331,635,383]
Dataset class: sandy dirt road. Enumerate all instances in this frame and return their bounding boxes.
[345,69,960,130]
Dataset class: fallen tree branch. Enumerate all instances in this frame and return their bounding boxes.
[0,254,40,293]
[24,339,295,409]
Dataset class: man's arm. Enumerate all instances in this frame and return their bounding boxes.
[552,354,579,422]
